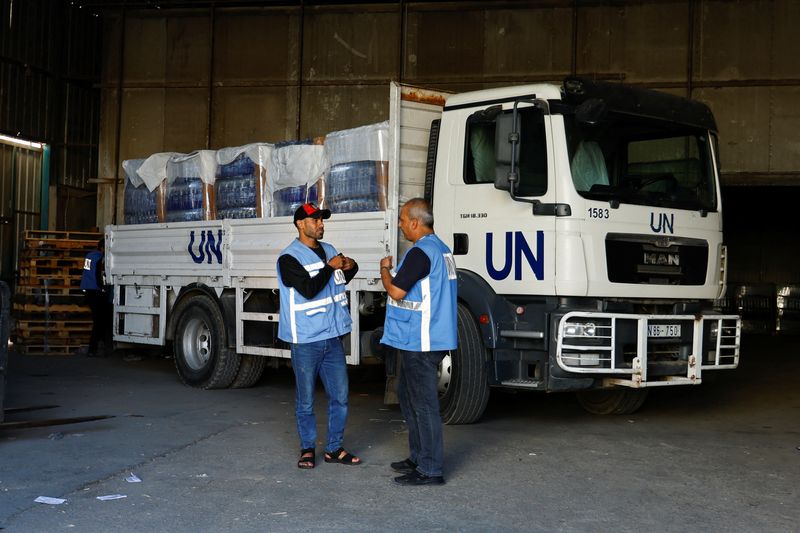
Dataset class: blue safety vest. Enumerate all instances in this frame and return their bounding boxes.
[381,234,458,352]
[277,239,352,344]
[80,250,103,291]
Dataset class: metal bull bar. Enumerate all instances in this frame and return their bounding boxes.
[555,311,741,387]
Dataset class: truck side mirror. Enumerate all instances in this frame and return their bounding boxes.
[494,113,517,191]
[494,113,515,164]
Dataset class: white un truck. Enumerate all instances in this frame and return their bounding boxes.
[107,79,740,423]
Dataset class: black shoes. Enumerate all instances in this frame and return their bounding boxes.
[390,458,417,474]
[393,470,445,486]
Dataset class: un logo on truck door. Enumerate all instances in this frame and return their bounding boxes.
[485,231,544,281]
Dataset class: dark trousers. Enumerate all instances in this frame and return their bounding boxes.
[86,290,112,354]
[397,349,446,477]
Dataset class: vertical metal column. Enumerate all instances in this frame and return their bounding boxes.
[296,1,306,139]
[39,144,50,230]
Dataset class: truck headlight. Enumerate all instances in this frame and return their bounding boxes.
[564,322,597,337]
[562,352,601,366]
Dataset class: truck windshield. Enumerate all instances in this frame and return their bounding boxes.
[565,113,718,212]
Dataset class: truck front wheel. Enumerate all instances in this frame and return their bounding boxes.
[576,388,649,415]
[438,304,490,425]
[173,294,240,389]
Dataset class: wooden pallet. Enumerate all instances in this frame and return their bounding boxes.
[13,291,86,305]
[16,277,83,290]
[13,302,90,316]
[13,324,91,340]
[14,285,85,297]
[20,256,85,268]
[17,344,87,356]
[13,230,102,355]
[19,265,84,278]
[23,230,101,250]
[16,319,93,332]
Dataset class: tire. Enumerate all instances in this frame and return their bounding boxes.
[173,294,240,389]
[576,388,649,415]
[229,354,267,389]
[438,304,490,425]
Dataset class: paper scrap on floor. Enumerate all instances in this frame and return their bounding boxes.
[97,494,127,501]
[34,496,66,505]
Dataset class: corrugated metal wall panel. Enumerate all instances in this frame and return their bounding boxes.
[0,0,102,212]
[0,144,41,281]
[0,145,12,282]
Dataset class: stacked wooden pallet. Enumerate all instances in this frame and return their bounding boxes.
[12,230,102,355]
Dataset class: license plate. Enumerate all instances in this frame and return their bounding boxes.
[648,324,681,338]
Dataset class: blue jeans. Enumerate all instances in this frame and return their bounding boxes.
[397,349,446,477]
[290,337,349,452]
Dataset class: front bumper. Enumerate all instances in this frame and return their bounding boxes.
[555,311,740,388]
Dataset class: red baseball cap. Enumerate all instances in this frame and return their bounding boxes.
[293,203,331,224]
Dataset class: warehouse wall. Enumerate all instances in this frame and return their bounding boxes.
[0,0,103,282]
[93,0,799,284]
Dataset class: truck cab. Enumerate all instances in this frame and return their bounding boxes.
[430,78,740,420]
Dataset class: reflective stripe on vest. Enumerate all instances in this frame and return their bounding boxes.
[277,240,352,344]
[381,234,457,352]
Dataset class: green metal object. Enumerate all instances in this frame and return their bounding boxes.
[40,144,50,230]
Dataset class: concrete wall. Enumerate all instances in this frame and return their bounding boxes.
[95,0,800,283]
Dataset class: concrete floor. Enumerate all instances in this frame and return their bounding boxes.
[1,335,798,532]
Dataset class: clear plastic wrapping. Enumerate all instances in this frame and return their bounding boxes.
[122,159,161,224]
[323,122,389,214]
[123,120,389,224]
[215,143,273,219]
[165,151,217,222]
[270,139,327,217]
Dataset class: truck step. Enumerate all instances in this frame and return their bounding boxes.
[500,379,543,389]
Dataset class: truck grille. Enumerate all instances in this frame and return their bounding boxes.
[605,233,708,285]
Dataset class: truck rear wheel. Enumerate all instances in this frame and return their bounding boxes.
[173,294,240,389]
[229,355,267,389]
[438,304,490,425]
[576,388,649,415]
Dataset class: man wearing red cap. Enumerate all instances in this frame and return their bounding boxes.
[277,202,362,469]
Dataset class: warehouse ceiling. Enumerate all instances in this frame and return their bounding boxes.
[76,0,434,9]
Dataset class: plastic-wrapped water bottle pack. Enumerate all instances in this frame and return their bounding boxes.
[123,159,160,224]
[165,177,205,222]
[124,180,159,224]
[216,154,258,220]
[122,120,388,223]
[326,161,383,213]
[273,183,319,217]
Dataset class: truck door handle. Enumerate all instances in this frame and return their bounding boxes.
[453,233,468,255]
